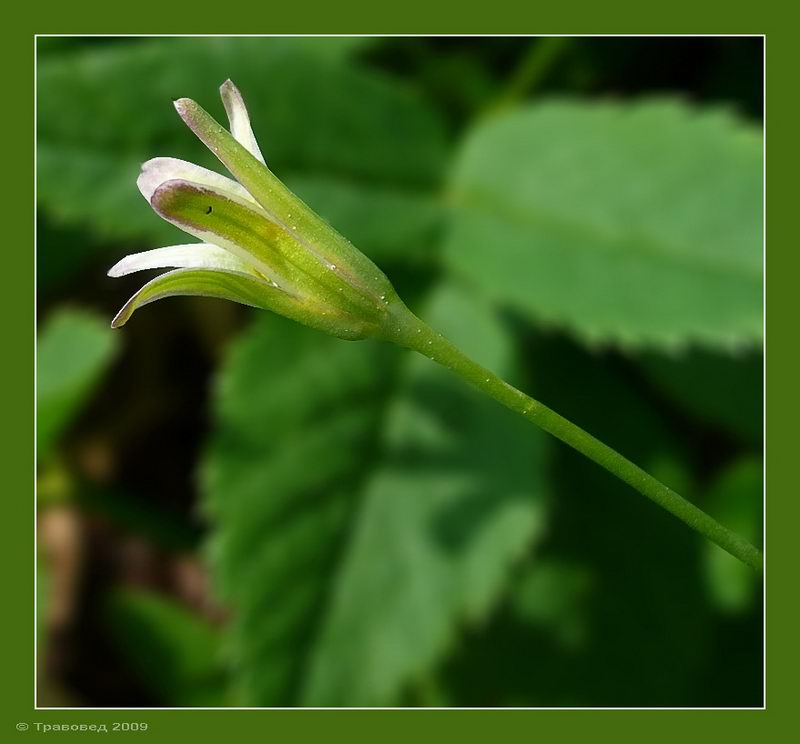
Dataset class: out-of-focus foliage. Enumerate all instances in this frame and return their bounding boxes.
[445,100,762,348]
[37,308,119,460]
[639,348,763,445]
[36,36,763,708]
[302,285,548,706]
[105,589,228,706]
[203,285,549,706]
[703,459,763,614]
[37,37,446,288]
[202,315,395,705]
[510,559,591,650]
[443,336,715,707]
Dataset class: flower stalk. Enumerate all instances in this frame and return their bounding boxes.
[109,80,762,572]
[385,308,762,571]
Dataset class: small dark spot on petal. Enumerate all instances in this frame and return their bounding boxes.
[205,206,213,214]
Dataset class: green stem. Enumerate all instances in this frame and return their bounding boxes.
[386,310,763,573]
[485,37,571,115]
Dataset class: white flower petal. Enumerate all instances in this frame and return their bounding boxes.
[137,157,260,207]
[108,243,254,278]
[220,80,266,164]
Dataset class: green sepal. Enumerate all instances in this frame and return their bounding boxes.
[174,97,398,311]
[112,267,374,340]
[150,178,387,320]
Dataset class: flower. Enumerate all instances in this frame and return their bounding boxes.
[109,80,401,340]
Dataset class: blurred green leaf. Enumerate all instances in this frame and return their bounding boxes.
[37,38,448,270]
[302,285,549,706]
[105,588,228,707]
[703,458,763,614]
[37,308,119,460]
[202,316,396,705]
[517,336,749,705]
[510,559,591,650]
[287,175,443,265]
[639,348,762,445]
[442,335,722,706]
[203,284,549,707]
[444,99,762,348]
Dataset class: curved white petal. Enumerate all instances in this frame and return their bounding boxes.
[137,157,260,207]
[108,243,254,278]
[220,79,265,164]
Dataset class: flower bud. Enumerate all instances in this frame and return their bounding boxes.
[109,80,405,341]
